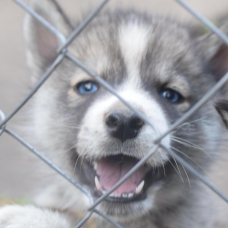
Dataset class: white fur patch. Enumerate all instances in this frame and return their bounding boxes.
[0,205,70,228]
[118,22,150,85]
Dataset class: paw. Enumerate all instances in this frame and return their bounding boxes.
[0,205,70,228]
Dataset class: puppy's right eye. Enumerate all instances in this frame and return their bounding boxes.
[160,88,184,104]
[76,81,99,95]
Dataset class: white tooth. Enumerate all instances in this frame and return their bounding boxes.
[110,192,115,197]
[127,192,134,198]
[122,193,128,198]
[93,162,98,170]
[95,176,102,191]
[111,193,121,198]
[135,180,145,195]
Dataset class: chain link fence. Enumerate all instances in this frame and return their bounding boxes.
[1,0,228,227]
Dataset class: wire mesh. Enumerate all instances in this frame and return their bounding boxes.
[1,0,228,227]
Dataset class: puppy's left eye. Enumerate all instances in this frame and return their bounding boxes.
[76,81,98,95]
[160,88,183,103]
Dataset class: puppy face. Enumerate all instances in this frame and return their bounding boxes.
[25,0,228,222]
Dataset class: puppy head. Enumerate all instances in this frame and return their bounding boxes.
[25,1,228,222]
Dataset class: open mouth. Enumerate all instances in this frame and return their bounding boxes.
[78,154,166,203]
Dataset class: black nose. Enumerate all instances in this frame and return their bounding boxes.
[105,113,144,142]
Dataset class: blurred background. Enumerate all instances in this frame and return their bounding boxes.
[1,0,228,202]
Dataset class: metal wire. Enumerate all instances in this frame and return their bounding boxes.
[1,0,228,227]
[14,0,66,44]
[58,0,110,52]
[5,128,93,200]
[4,127,122,228]
[154,71,228,143]
[161,144,228,202]
[74,211,94,228]
[93,209,124,228]
[65,53,159,135]
[0,54,65,129]
[0,110,6,136]
[175,0,228,46]
[52,0,75,30]
[88,145,159,210]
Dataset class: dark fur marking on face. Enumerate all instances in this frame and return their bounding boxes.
[214,99,228,128]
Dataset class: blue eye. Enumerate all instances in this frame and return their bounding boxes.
[160,89,183,103]
[76,81,98,94]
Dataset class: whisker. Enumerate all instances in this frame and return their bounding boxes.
[170,146,206,172]
[181,163,191,191]
[170,137,213,160]
[171,136,203,151]
[160,157,166,177]
[172,156,184,182]
[80,156,86,174]
[168,159,184,183]
[175,112,216,129]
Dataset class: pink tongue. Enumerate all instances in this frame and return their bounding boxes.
[96,156,145,194]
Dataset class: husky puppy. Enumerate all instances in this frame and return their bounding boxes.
[1,0,228,227]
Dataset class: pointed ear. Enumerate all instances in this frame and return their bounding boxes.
[214,99,228,128]
[196,21,228,79]
[24,0,72,77]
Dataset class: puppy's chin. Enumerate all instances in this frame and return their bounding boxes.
[95,183,162,223]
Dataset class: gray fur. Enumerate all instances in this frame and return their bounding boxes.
[1,0,228,227]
